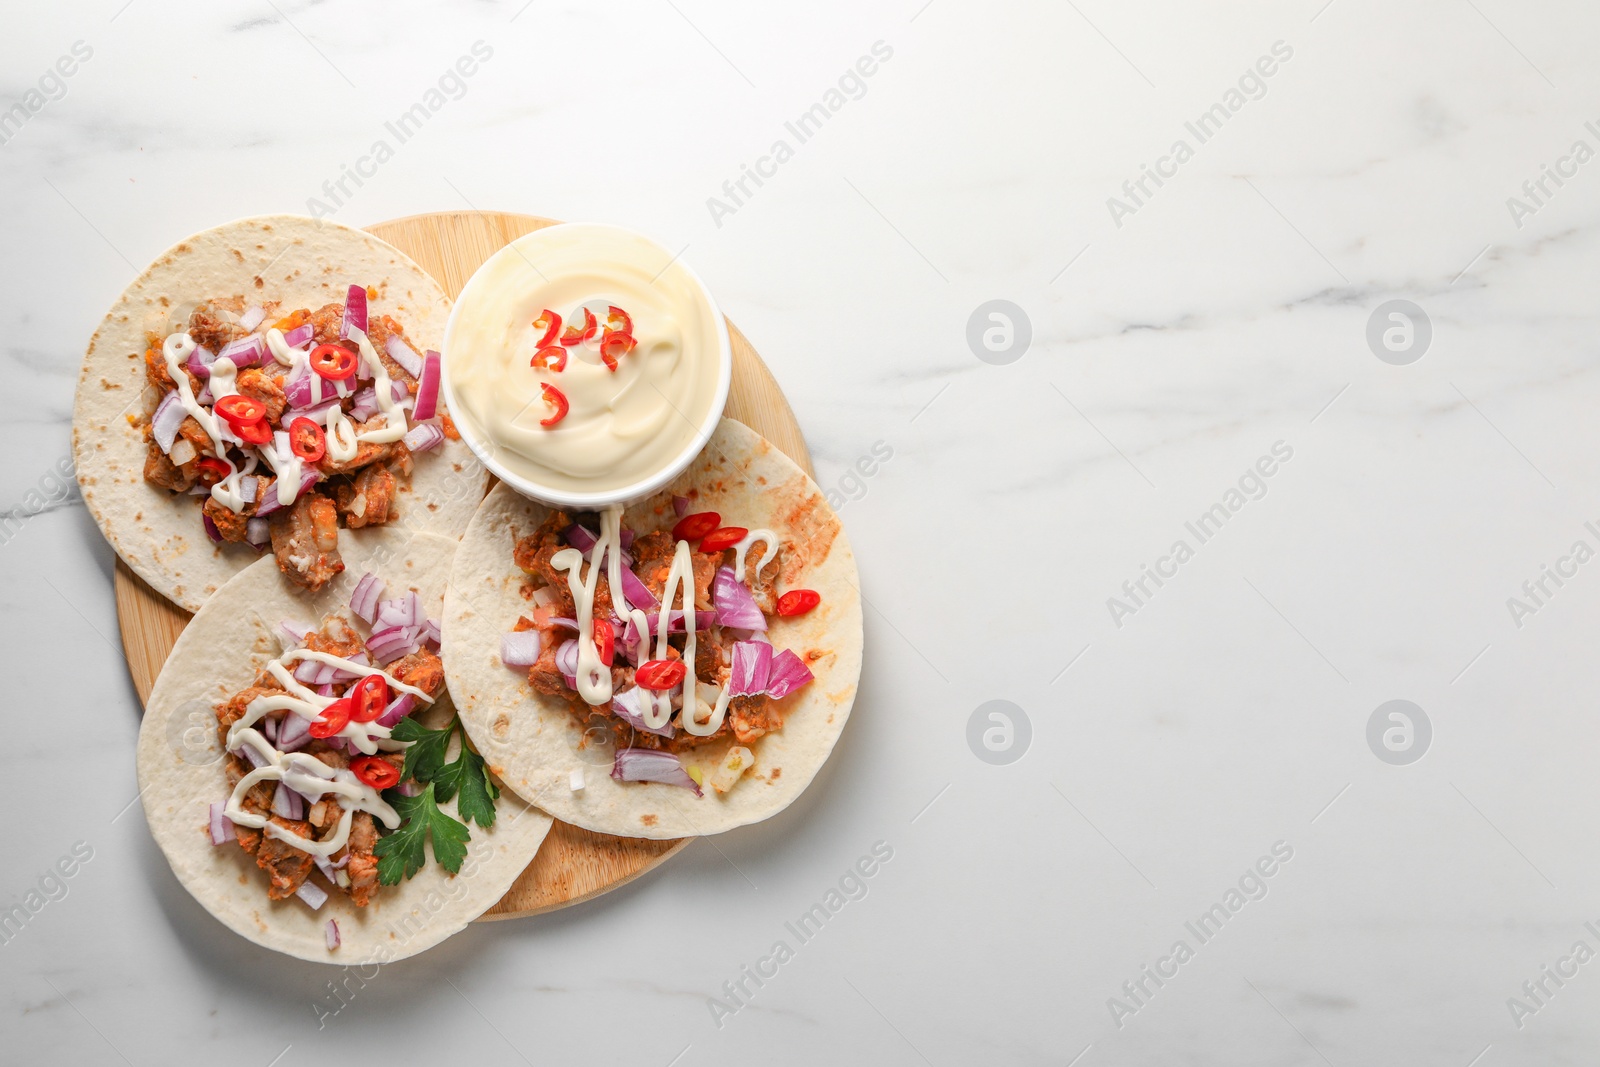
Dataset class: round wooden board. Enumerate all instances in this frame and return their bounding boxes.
[113,210,814,919]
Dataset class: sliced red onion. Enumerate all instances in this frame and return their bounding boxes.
[272,781,304,820]
[366,624,417,664]
[385,334,423,377]
[152,391,186,453]
[610,687,674,738]
[712,567,766,631]
[217,334,264,368]
[283,323,314,348]
[283,370,312,409]
[202,512,223,545]
[245,518,270,548]
[196,384,214,406]
[240,305,266,331]
[376,693,417,728]
[283,396,340,426]
[618,564,658,611]
[545,617,580,631]
[396,781,421,798]
[239,474,259,502]
[186,344,217,379]
[349,386,380,422]
[350,572,384,624]
[413,350,441,421]
[402,422,444,453]
[554,638,579,677]
[209,803,236,845]
[238,744,269,770]
[672,495,690,517]
[420,618,442,648]
[563,523,599,553]
[280,620,311,645]
[341,284,367,340]
[620,528,635,550]
[325,918,341,949]
[253,469,320,517]
[297,880,328,911]
[314,854,338,884]
[262,716,279,744]
[316,683,336,697]
[279,712,311,749]
[611,748,702,795]
[729,640,773,697]
[501,630,540,668]
[293,660,320,684]
[375,594,419,629]
[764,649,814,700]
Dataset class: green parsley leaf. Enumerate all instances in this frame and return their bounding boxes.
[373,783,472,884]
[438,742,499,829]
[390,716,452,785]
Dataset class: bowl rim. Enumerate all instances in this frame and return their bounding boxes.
[439,222,733,510]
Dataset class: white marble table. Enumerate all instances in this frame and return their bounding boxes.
[5,1,1600,1063]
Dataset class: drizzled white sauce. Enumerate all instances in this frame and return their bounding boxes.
[265,327,301,367]
[345,326,408,444]
[325,404,358,463]
[222,645,434,858]
[161,332,224,454]
[732,529,777,583]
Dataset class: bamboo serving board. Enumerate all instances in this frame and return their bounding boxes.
[114,210,813,919]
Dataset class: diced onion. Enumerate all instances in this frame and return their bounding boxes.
[611,748,702,795]
[325,918,341,950]
[501,630,540,668]
[272,781,304,820]
[728,640,773,696]
[376,693,417,728]
[712,567,766,631]
[254,469,319,517]
[341,284,367,339]
[385,334,423,377]
[618,564,658,611]
[217,334,264,368]
[239,305,265,331]
[245,518,270,548]
[610,687,674,738]
[297,880,328,911]
[672,495,690,517]
[413,350,442,420]
[554,639,579,677]
[208,803,236,845]
[350,572,385,624]
[402,422,445,453]
[202,512,223,545]
[764,649,814,700]
[152,391,186,453]
[283,323,314,348]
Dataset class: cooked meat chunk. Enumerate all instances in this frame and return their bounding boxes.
[529,637,569,698]
[222,753,275,855]
[365,314,417,384]
[269,491,343,592]
[255,817,316,899]
[143,441,196,492]
[303,617,363,659]
[215,685,284,730]
[389,648,445,698]
[695,628,728,684]
[634,530,714,610]
[728,695,781,744]
[316,417,400,476]
[334,464,397,528]
[747,553,779,615]
[309,302,351,347]
[144,339,202,395]
[236,367,287,424]
[203,496,252,542]
[346,812,379,907]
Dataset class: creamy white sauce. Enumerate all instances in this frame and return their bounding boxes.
[161,332,225,455]
[265,327,301,367]
[325,404,358,463]
[732,529,777,583]
[222,645,433,858]
[345,326,409,444]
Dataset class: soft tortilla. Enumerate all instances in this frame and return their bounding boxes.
[136,528,551,964]
[444,419,863,839]
[74,214,487,613]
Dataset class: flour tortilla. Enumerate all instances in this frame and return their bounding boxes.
[74,214,487,613]
[136,528,551,964]
[444,418,863,839]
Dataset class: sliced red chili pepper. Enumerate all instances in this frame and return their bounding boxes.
[194,456,231,487]
[599,330,636,372]
[698,527,747,553]
[594,618,614,668]
[233,418,273,446]
[606,305,633,336]
[540,383,569,427]
[635,658,687,691]
[560,307,598,347]
[351,756,400,790]
[214,395,266,427]
[777,589,821,617]
[671,511,721,542]
[308,698,352,738]
[531,345,567,372]
[309,343,359,381]
[532,309,562,349]
[349,674,389,723]
[289,417,327,462]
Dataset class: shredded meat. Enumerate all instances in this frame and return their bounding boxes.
[303,617,364,660]
[728,694,781,744]
[345,812,379,907]
[188,304,246,352]
[255,817,316,899]
[203,496,252,542]
[269,491,343,592]
[308,303,351,347]
[634,530,714,610]
[334,464,397,528]
[316,417,401,476]
[389,648,445,698]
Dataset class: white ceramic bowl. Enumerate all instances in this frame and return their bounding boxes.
[440,223,732,510]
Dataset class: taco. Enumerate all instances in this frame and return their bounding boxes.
[444,418,863,839]
[74,214,486,613]
[136,528,551,963]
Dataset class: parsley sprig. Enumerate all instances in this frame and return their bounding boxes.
[372,716,500,885]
